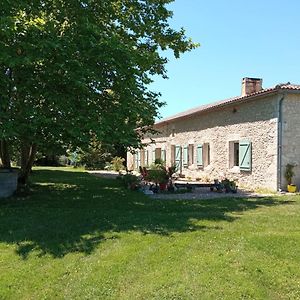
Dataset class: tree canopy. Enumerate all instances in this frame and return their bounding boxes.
[0,0,197,181]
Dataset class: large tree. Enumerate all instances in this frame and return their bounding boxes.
[0,0,197,183]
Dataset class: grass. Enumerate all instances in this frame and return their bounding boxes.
[0,167,300,299]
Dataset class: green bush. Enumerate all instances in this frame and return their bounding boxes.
[111,156,125,172]
[121,174,141,190]
[154,158,165,166]
[79,139,111,170]
[146,169,169,184]
[285,164,295,185]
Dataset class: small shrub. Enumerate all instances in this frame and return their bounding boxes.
[168,164,177,177]
[154,158,165,166]
[221,178,237,193]
[104,162,112,170]
[285,164,295,185]
[146,169,169,184]
[111,156,125,172]
[121,174,141,190]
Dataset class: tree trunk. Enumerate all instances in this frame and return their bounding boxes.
[0,140,11,169]
[18,142,37,185]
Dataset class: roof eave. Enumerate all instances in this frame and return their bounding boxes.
[154,89,280,128]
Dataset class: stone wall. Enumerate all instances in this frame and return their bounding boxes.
[128,94,280,191]
[281,93,300,189]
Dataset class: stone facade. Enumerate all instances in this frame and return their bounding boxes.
[281,93,300,189]
[127,83,300,191]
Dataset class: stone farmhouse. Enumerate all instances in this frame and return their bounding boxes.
[127,78,300,191]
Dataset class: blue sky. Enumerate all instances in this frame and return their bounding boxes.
[151,0,300,119]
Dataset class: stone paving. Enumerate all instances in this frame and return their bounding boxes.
[88,171,298,200]
[148,188,275,200]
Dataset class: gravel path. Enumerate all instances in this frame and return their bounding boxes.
[88,171,293,200]
[88,170,122,179]
[148,188,275,200]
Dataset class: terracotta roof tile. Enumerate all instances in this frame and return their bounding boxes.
[155,83,300,126]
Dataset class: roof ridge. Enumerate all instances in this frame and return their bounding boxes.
[156,82,300,126]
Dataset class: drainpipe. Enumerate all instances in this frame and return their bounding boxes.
[277,93,285,191]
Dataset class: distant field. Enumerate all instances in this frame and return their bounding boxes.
[0,167,299,299]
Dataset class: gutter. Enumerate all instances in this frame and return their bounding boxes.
[277,93,285,191]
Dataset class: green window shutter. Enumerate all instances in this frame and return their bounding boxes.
[175,145,181,171]
[161,149,166,162]
[136,151,141,169]
[197,144,203,166]
[134,153,138,169]
[183,146,188,167]
[239,141,251,171]
[144,150,148,166]
[137,151,140,161]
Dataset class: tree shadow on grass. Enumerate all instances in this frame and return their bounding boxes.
[0,169,294,259]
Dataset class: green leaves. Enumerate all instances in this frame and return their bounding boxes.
[0,0,197,156]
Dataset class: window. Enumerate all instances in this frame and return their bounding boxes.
[152,149,156,163]
[143,150,148,167]
[161,149,166,162]
[229,141,252,171]
[155,148,162,161]
[183,145,188,168]
[203,143,210,167]
[152,148,166,164]
[182,144,198,166]
[188,144,194,166]
[135,150,141,170]
[234,142,239,167]
[171,145,175,164]
[140,150,145,167]
[229,141,238,168]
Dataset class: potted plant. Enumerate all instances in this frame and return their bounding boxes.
[121,174,141,190]
[285,164,297,193]
[166,164,177,192]
[167,164,177,178]
[221,178,238,193]
[158,170,169,191]
[146,169,169,191]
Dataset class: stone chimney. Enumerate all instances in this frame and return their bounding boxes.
[241,77,263,96]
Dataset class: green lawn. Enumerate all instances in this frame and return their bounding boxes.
[1,167,300,299]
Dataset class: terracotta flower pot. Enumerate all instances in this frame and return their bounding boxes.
[159,183,167,191]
